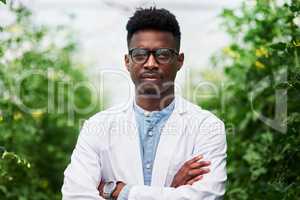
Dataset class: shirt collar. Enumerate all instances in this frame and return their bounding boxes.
[133,98,175,118]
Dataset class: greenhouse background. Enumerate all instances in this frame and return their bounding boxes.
[0,0,299,199]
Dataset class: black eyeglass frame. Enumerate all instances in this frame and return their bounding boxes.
[128,48,179,64]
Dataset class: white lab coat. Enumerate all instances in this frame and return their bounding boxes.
[62,96,227,200]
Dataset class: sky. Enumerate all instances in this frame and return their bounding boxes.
[1,0,241,106]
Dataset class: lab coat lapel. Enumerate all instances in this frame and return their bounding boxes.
[123,102,144,185]
[151,96,188,186]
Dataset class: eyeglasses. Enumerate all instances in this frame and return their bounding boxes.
[129,48,179,64]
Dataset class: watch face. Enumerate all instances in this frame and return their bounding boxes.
[106,182,115,192]
[103,181,117,196]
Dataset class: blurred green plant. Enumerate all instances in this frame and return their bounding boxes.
[0,4,101,200]
[197,0,300,199]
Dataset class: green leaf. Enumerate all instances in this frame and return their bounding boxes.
[270,42,287,50]
[0,0,6,4]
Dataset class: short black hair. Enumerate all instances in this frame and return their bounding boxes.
[126,7,181,51]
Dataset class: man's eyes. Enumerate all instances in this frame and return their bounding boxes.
[132,49,172,58]
[133,50,148,56]
[157,51,171,58]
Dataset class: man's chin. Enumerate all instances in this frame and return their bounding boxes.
[136,84,162,97]
[137,81,161,92]
[138,87,161,96]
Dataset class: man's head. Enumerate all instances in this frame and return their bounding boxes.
[125,7,184,96]
[126,7,181,51]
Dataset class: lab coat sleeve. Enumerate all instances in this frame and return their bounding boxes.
[62,119,104,200]
[128,116,227,200]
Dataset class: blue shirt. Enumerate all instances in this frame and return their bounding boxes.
[117,99,175,200]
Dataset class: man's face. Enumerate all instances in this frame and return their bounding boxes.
[125,29,184,95]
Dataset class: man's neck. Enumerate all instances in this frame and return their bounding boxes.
[135,89,175,111]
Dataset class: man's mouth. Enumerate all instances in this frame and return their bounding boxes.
[141,73,161,80]
[143,77,159,81]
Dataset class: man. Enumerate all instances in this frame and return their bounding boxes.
[62,7,227,200]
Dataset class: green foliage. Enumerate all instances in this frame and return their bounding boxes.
[0,5,101,199]
[198,0,300,199]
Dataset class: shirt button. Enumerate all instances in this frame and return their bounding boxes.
[144,111,150,117]
[146,163,151,169]
[148,131,153,136]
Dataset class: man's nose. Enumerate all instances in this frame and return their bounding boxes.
[144,54,159,70]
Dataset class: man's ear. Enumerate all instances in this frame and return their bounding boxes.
[176,53,184,71]
[124,54,130,71]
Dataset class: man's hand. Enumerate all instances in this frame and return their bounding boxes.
[111,182,125,199]
[98,179,105,197]
[170,155,211,188]
[98,179,125,199]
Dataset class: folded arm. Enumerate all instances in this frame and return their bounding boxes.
[127,116,227,200]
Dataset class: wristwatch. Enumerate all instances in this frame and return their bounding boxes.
[103,181,117,199]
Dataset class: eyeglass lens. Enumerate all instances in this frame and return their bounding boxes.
[131,48,175,64]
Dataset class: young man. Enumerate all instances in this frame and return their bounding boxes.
[62,7,227,200]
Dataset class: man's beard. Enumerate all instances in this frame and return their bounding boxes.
[136,81,175,99]
[136,82,162,98]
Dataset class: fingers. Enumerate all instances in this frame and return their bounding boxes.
[97,179,105,194]
[186,175,203,185]
[171,155,211,188]
[100,179,105,185]
[184,155,211,186]
[185,155,211,171]
[187,168,210,177]
[186,155,203,165]
[184,155,211,177]
[190,160,211,169]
